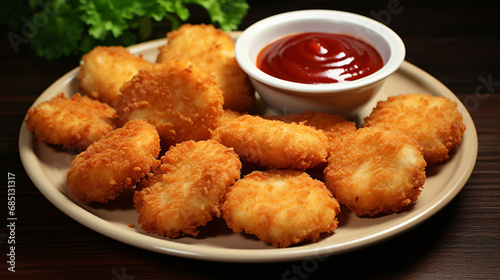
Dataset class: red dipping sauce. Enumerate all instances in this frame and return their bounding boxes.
[257,32,384,84]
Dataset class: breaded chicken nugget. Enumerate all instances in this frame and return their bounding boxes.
[362,93,466,164]
[25,93,117,150]
[278,110,357,153]
[67,120,160,204]
[223,169,340,248]
[324,127,426,217]
[115,61,224,148]
[77,46,153,105]
[157,24,254,112]
[134,140,241,238]
[214,115,328,170]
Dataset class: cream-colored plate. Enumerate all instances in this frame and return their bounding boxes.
[19,34,477,263]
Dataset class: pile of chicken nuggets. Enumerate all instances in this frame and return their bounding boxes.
[25,24,466,248]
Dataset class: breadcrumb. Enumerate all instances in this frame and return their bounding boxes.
[157,24,254,112]
[25,93,117,150]
[214,115,328,170]
[223,169,340,248]
[362,93,466,164]
[67,120,161,204]
[77,46,152,105]
[324,127,426,217]
[115,61,224,149]
[134,140,241,238]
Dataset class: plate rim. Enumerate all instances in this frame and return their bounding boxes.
[18,37,478,263]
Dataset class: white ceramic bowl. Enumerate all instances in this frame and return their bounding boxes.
[235,9,406,117]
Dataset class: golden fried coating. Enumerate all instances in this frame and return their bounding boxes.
[157,24,255,112]
[77,46,153,105]
[77,46,152,105]
[214,115,328,170]
[25,93,117,150]
[134,140,241,238]
[223,169,340,248]
[362,93,466,164]
[278,110,357,154]
[221,109,244,124]
[67,120,160,204]
[324,127,426,217]
[115,61,224,148]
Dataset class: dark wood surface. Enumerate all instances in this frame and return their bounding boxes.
[1,0,499,279]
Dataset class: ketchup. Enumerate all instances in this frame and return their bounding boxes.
[257,32,384,84]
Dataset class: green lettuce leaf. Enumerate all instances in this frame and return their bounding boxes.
[12,0,249,60]
[190,0,248,31]
[29,0,85,60]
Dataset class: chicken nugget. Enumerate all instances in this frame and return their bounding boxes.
[362,93,466,164]
[77,46,153,105]
[278,110,357,153]
[157,24,255,112]
[214,115,328,170]
[223,169,340,248]
[134,140,241,238]
[115,61,224,148]
[25,93,117,150]
[67,120,161,204]
[324,127,426,217]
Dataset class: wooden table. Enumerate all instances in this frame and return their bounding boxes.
[1,1,499,279]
